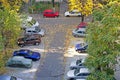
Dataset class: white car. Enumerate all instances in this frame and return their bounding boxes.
[64,10,81,17]
[67,68,90,80]
[21,16,39,29]
[25,26,45,37]
[70,59,85,69]
[72,28,86,37]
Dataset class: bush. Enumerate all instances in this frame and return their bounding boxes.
[29,1,60,13]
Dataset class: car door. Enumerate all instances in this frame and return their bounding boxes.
[16,61,25,68]
[25,38,32,45]
[69,11,75,16]
[48,12,55,17]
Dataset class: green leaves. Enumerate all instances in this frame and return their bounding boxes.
[86,1,120,79]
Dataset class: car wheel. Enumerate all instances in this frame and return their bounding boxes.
[78,15,81,17]
[66,15,69,17]
[19,44,24,47]
[69,78,74,80]
[35,42,40,45]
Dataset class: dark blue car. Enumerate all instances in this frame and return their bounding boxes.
[13,49,41,61]
[75,43,88,53]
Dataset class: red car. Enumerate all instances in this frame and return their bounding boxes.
[77,22,87,28]
[43,9,59,18]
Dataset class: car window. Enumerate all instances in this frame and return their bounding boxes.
[78,31,82,33]
[10,76,17,80]
[26,38,31,41]
[32,30,37,33]
[74,68,80,75]
[76,60,82,65]
[27,31,32,32]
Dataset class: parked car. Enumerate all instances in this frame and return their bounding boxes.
[43,9,59,18]
[64,10,81,17]
[70,59,85,69]
[25,26,45,37]
[17,34,41,47]
[72,28,86,37]
[13,49,41,61]
[75,42,88,53]
[67,68,90,80]
[0,74,22,80]
[21,16,39,30]
[6,56,33,68]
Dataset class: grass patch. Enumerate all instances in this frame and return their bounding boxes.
[29,1,60,13]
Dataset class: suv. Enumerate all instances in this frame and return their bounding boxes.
[17,34,41,47]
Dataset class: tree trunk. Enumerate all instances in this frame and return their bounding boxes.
[81,15,84,22]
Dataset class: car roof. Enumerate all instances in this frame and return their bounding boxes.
[77,28,86,31]
[27,16,33,21]
[25,27,36,31]
[44,9,53,12]
[11,56,25,61]
[79,68,90,73]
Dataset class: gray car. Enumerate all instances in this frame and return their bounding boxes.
[67,68,90,80]
[0,75,22,80]
[72,28,86,37]
[70,59,85,69]
[6,56,33,68]
[25,26,45,37]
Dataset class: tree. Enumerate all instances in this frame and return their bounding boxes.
[68,0,93,22]
[0,0,22,52]
[85,1,120,80]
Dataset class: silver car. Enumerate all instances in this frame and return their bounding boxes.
[72,28,86,37]
[67,68,90,80]
[6,56,32,68]
[0,75,22,80]
[70,59,85,69]
[25,26,45,37]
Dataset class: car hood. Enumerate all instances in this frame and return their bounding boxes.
[67,70,75,77]
[32,52,40,58]
[23,59,32,64]
[38,29,45,35]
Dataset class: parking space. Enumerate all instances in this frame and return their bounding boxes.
[6,39,45,80]
[64,32,88,80]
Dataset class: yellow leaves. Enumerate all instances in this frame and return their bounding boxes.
[68,0,93,16]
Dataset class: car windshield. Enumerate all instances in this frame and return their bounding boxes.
[80,43,86,47]
[74,68,80,75]
[76,59,82,65]
[10,76,17,80]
